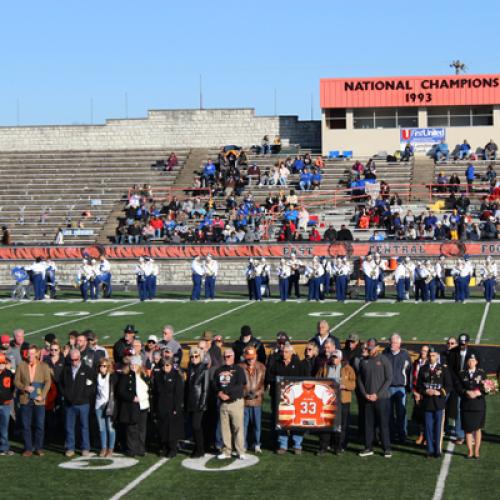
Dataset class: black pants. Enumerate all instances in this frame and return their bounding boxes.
[319,431,341,452]
[356,391,365,440]
[125,410,148,456]
[319,402,350,451]
[191,411,205,454]
[364,398,391,452]
[340,403,351,449]
[288,272,300,298]
[158,415,179,453]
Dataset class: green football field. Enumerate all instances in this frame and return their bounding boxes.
[1,296,500,500]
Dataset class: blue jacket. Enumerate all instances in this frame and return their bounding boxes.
[382,348,412,389]
[466,165,475,180]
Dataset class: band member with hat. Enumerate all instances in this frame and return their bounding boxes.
[78,258,96,302]
[435,255,446,299]
[480,256,497,303]
[245,258,257,300]
[203,254,218,300]
[144,257,158,300]
[374,253,387,298]
[28,256,46,301]
[404,256,415,300]
[394,257,406,302]
[253,258,266,301]
[95,255,112,298]
[260,258,271,298]
[287,252,302,299]
[416,346,453,458]
[135,257,147,301]
[333,257,350,302]
[191,256,204,301]
[276,258,291,301]
[362,255,378,302]
[44,258,57,300]
[307,257,324,302]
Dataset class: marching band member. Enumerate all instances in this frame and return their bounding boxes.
[414,261,430,302]
[287,252,302,299]
[44,258,57,299]
[78,258,95,302]
[307,256,324,302]
[362,255,378,302]
[253,258,266,301]
[246,258,256,300]
[276,258,291,301]
[451,258,468,303]
[319,256,331,300]
[480,256,497,302]
[404,256,415,300]
[394,257,407,302]
[435,255,446,299]
[191,256,204,301]
[425,260,437,302]
[89,259,99,300]
[260,258,271,298]
[374,253,387,298]
[135,257,147,301]
[29,256,46,301]
[147,257,159,300]
[463,256,473,300]
[333,256,350,302]
[204,254,218,300]
[96,255,112,298]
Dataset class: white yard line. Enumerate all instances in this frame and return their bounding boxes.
[109,457,169,500]
[25,300,140,337]
[432,301,489,500]
[432,442,455,500]
[175,301,254,337]
[474,302,490,345]
[329,302,371,333]
[0,302,28,311]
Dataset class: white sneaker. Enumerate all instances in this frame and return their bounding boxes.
[254,445,262,454]
[238,454,246,460]
[217,453,231,460]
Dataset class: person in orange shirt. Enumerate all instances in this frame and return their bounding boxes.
[314,156,325,170]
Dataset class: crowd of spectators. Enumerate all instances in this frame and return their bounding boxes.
[432,139,498,163]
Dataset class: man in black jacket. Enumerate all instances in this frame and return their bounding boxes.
[232,325,266,364]
[336,224,353,241]
[446,333,480,444]
[310,320,341,353]
[357,338,393,458]
[416,347,453,458]
[213,348,247,460]
[60,349,96,457]
[113,325,137,368]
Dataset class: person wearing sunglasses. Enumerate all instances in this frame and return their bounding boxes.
[43,341,65,445]
[95,359,117,458]
[185,347,210,458]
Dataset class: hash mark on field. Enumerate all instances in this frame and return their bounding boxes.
[25,301,140,337]
[0,302,27,311]
[109,457,169,500]
[329,302,370,333]
[174,301,254,338]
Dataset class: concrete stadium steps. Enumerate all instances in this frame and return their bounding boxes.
[432,158,500,177]
[0,148,189,245]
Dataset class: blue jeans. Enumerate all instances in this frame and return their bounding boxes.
[455,397,465,440]
[425,410,444,455]
[65,403,90,452]
[244,406,262,449]
[0,404,11,452]
[95,406,116,450]
[205,276,216,299]
[191,273,202,300]
[388,387,407,441]
[20,401,45,451]
[277,430,303,450]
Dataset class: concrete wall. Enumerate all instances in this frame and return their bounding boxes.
[322,106,500,156]
[0,109,321,151]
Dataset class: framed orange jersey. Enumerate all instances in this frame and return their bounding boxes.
[276,377,340,432]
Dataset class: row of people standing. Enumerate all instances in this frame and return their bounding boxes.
[77,256,112,301]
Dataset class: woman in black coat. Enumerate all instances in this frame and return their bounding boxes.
[152,359,184,457]
[185,347,210,458]
[457,354,486,459]
[116,357,150,457]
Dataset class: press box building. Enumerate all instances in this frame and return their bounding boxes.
[320,74,500,156]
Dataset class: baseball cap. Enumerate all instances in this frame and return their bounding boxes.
[148,335,158,343]
[0,334,10,344]
[201,331,213,341]
[244,347,257,360]
[347,333,359,342]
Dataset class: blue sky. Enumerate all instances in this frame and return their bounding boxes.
[0,0,498,126]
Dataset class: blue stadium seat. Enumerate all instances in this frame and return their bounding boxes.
[328,150,340,159]
[342,150,353,159]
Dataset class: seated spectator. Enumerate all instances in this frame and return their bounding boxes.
[247,164,261,186]
[271,136,281,154]
[128,221,142,244]
[309,228,321,241]
[259,168,270,186]
[389,193,402,206]
[278,163,290,186]
[484,139,498,160]
[448,173,460,193]
[115,223,127,244]
[369,230,385,241]
[358,210,370,229]
[481,217,497,239]
[297,206,310,232]
[336,224,353,241]
[401,142,414,161]
[351,160,364,175]
[142,221,155,242]
[262,135,270,155]
[201,160,216,187]
[292,156,305,174]
[380,180,390,199]
[405,223,417,240]
[299,169,312,191]
[311,169,322,190]
[314,156,325,170]
[434,140,449,162]
[237,149,248,167]
[458,140,471,160]
[483,163,497,187]
[269,165,280,185]
[436,172,448,192]
[364,159,377,179]
[166,152,177,171]
[286,190,298,207]
[150,216,164,238]
[323,225,336,242]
